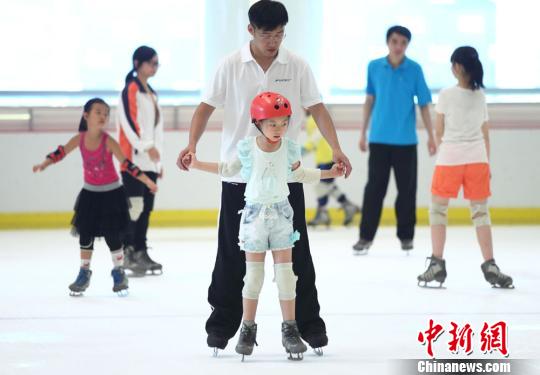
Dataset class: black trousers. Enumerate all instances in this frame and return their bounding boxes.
[206,182,326,340]
[359,143,417,241]
[122,172,158,251]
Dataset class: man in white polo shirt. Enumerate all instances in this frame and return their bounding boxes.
[177,0,352,354]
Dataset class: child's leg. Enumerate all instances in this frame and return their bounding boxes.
[430,195,450,259]
[79,234,94,268]
[105,233,125,267]
[243,252,266,321]
[470,200,493,261]
[272,249,296,321]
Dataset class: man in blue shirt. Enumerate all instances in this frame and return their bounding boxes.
[353,25,436,254]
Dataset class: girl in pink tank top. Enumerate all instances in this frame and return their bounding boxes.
[80,131,119,186]
[33,98,157,297]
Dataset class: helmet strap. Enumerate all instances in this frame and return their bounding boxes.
[254,122,280,144]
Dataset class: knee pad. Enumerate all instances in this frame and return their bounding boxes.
[128,196,144,221]
[273,263,298,301]
[429,202,448,226]
[315,183,333,199]
[242,262,265,300]
[470,202,491,227]
[79,237,94,250]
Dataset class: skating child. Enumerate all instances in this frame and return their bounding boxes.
[417,47,513,289]
[303,110,360,227]
[33,98,158,296]
[184,92,344,360]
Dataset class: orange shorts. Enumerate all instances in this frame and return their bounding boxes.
[431,163,491,200]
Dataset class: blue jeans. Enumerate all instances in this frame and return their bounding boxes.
[238,199,300,252]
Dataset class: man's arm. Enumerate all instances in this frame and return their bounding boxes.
[177,102,215,171]
[359,95,374,152]
[308,103,352,178]
[420,105,437,156]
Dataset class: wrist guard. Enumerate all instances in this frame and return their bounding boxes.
[46,145,66,163]
[122,159,142,177]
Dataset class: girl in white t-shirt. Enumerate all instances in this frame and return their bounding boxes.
[184,92,344,360]
[417,46,513,289]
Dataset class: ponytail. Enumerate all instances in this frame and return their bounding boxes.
[450,46,484,91]
[125,68,136,84]
[79,98,109,132]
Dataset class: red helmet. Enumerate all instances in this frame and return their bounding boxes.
[250,92,292,123]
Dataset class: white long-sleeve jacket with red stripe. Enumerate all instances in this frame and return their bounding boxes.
[117,77,164,173]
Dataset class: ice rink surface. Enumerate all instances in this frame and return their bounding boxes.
[1,226,539,374]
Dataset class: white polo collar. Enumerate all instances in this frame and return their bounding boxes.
[241,42,289,64]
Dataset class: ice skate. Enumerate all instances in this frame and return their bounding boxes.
[342,201,361,226]
[69,268,92,296]
[123,246,149,276]
[308,207,330,228]
[352,238,372,255]
[282,321,307,361]
[208,333,228,357]
[111,266,129,296]
[235,322,258,361]
[481,259,514,289]
[140,248,163,275]
[302,332,328,356]
[417,256,447,288]
[401,239,414,254]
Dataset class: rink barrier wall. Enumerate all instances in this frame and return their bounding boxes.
[0,207,539,230]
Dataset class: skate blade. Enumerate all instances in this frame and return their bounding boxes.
[417,281,446,289]
[491,283,515,289]
[287,351,304,361]
[69,291,84,297]
[126,270,146,278]
[212,348,219,357]
[313,347,324,356]
[146,268,163,276]
[115,289,129,297]
[353,248,369,256]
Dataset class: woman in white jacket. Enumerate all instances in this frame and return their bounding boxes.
[117,45,164,275]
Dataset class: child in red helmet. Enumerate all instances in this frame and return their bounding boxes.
[184,92,344,361]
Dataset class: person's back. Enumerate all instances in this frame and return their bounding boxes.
[418,46,513,290]
[436,86,488,166]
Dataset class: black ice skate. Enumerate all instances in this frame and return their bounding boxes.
[481,259,514,289]
[352,238,372,255]
[342,201,361,226]
[417,256,447,288]
[111,267,129,296]
[235,322,258,361]
[140,248,163,275]
[308,207,330,228]
[69,268,92,296]
[282,321,307,361]
[401,239,414,254]
[208,333,228,357]
[302,331,328,356]
[123,245,147,276]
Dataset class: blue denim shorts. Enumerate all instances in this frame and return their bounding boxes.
[238,199,300,253]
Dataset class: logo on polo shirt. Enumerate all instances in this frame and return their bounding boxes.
[275,78,292,83]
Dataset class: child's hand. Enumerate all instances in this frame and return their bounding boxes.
[330,162,346,178]
[33,162,48,173]
[183,152,198,169]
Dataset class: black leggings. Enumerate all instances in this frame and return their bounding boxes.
[79,233,122,251]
